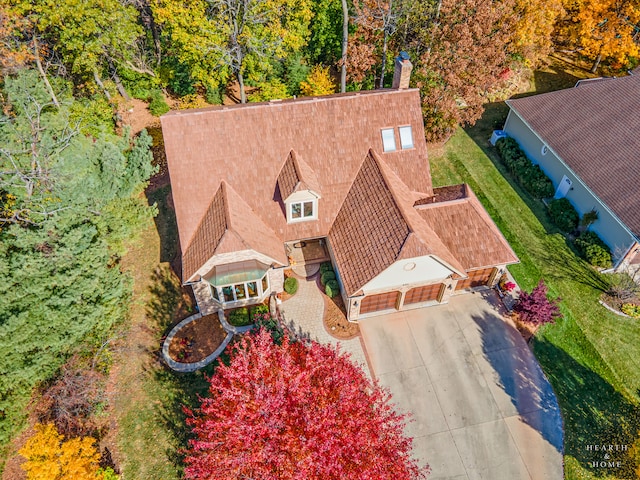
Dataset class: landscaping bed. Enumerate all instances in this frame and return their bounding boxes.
[168,314,227,363]
[322,291,359,340]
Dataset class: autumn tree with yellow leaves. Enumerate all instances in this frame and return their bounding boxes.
[513,0,565,65]
[19,424,116,480]
[152,0,313,103]
[300,65,336,95]
[567,0,640,72]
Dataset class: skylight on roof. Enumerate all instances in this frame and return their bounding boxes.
[399,126,414,149]
[381,128,396,152]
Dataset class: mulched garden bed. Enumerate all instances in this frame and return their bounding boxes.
[323,294,359,339]
[317,273,359,339]
[168,314,227,363]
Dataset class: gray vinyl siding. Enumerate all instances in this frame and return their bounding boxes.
[504,110,635,260]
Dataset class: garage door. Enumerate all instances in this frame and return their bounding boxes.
[455,268,496,290]
[404,283,443,305]
[360,292,399,314]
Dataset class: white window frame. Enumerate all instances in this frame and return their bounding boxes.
[211,272,270,305]
[381,128,396,152]
[399,125,414,149]
[288,199,317,223]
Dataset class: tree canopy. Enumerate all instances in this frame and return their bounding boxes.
[19,423,108,480]
[184,327,428,479]
[569,0,640,72]
[0,70,156,445]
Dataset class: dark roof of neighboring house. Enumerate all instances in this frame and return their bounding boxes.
[506,73,640,238]
[416,185,519,270]
[328,152,466,296]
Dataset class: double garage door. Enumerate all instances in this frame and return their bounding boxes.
[359,284,444,314]
[455,268,496,291]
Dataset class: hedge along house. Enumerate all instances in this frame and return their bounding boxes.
[504,72,640,272]
[161,55,517,321]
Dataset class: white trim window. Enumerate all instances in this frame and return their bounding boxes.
[288,199,316,222]
[211,271,270,304]
[381,128,396,152]
[399,126,414,149]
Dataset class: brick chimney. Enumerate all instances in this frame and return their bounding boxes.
[392,52,413,89]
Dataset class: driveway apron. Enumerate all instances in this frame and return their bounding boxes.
[359,291,563,480]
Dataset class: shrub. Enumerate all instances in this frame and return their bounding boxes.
[319,262,334,274]
[320,270,336,286]
[575,231,612,268]
[252,304,269,315]
[148,89,170,116]
[621,303,640,318]
[548,198,579,232]
[325,280,340,298]
[284,277,298,295]
[251,304,270,324]
[513,279,562,326]
[228,307,251,326]
[580,209,599,229]
[520,166,554,198]
[495,138,553,198]
[20,424,103,480]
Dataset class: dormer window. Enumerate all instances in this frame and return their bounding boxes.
[277,151,321,224]
[399,126,414,149]
[291,202,313,220]
[381,128,396,152]
[287,200,318,222]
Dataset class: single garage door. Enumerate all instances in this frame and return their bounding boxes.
[455,267,496,290]
[404,283,444,305]
[360,291,399,314]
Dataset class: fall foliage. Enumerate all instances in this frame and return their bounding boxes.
[184,328,428,479]
[416,0,518,141]
[513,0,565,65]
[568,0,640,72]
[19,423,105,480]
[514,279,563,326]
[300,65,336,95]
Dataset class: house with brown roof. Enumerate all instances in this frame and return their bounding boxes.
[504,71,640,271]
[161,56,517,320]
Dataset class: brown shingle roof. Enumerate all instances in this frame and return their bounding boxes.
[507,73,640,238]
[329,152,465,296]
[329,152,410,295]
[182,182,287,281]
[161,89,433,261]
[416,185,518,270]
[276,150,321,200]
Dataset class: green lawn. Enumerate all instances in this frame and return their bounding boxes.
[429,119,640,479]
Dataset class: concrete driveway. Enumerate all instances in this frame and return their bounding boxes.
[359,291,563,480]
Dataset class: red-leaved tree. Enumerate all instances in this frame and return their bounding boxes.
[184,328,428,480]
[513,279,562,326]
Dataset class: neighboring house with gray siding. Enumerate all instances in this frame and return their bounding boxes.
[503,72,640,272]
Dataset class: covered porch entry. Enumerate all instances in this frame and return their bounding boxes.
[285,238,330,267]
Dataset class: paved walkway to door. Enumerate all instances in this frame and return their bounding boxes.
[279,274,369,375]
[359,291,563,480]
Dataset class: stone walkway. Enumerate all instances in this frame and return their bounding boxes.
[279,274,370,376]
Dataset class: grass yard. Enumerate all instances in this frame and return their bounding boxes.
[103,183,213,480]
[429,105,640,478]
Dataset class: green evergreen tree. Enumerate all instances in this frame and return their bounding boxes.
[0,70,156,445]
